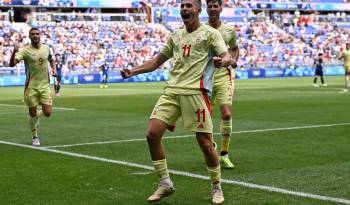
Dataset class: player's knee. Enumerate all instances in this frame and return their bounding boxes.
[200,141,215,155]
[29,111,37,118]
[146,129,160,143]
[221,112,231,121]
[43,111,51,117]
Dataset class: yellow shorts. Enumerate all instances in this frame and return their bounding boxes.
[211,79,235,106]
[345,65,350,75]
[24,86,52,108]
[150,93,213,133]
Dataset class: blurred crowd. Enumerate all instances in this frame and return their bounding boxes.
[142,0,349,8]
[143,0,247,8]
[1,11,349,74]
[0,21,171,74]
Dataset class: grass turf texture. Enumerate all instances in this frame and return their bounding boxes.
[0,76,349,205]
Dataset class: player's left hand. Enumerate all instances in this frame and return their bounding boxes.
[213,56,223,68]
[121,69,132,79]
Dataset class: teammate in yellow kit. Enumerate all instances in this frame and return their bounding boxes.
[338,42,350,91]
[121,0,231,203]
[207,0,239,169]
[9,27,56,146]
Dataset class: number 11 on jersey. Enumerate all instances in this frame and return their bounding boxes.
[182,44,191,57]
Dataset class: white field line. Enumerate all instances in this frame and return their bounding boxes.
[0,103,76,111]
[44,122,350,149]
[1,140,349,205]
[338,89,349,94]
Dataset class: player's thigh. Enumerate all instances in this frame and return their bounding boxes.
[315,69,323,76]
[150,93,181,127]
[24,88,40,108]
[345,66,350,75]
[38,86,53,106]
[213,80,234,106]
[56,76,62,83]
[180,94,213,133]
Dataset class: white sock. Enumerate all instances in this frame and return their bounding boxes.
[160,177,173,187]
[212,183,222,190]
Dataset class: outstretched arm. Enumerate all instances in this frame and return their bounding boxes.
[121,54,169,79]
[338,52,344,60]
[9,45,20,67]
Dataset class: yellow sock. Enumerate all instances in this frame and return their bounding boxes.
[220,119,232,152]
[28,116,38,137]
[152,159,169,179]
[207,165,221,184]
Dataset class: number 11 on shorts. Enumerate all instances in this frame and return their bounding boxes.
[196,109,206,122]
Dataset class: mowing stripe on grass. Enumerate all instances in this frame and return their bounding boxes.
[0,103,76,111]
[1,140,350,205]
[44,122,350,148]
[0,112,25,115]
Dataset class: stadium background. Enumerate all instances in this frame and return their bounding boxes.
[1,1,350,205]
[0,0,349,86]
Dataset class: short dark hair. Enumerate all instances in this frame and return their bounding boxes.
[206,0,222,5]
[29,27,40,35]
[195,0,202,8]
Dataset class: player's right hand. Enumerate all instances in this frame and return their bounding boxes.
[121,69,132,79]
[13,44,19,52]
[213,56,223,68]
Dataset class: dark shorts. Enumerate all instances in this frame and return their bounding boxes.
[315,69,323,76]
[55,75,62,82]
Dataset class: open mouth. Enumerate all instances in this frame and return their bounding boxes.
[181,13,190,20]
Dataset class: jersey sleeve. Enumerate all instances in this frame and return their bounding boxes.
[15,48,26,61]
[228,31,238,49]
[211,30,228,56]
[160,35,174,58]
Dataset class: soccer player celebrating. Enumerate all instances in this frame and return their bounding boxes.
[121,0,231,203]
[54,53,64,96]
[338,42,350,91]
[9,27,56,146]
[313,53,327,87]
[206,0,239,169]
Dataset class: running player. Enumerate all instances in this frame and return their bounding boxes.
[338,42,350,91]
[121,0,231,203]
[9,27,56,146]
[207,0,239,169]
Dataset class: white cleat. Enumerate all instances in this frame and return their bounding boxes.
[313,84,319,87]
[147,184,174,202]
[322,84,327,87]
[212,187,224,204]
[32,137,40,146]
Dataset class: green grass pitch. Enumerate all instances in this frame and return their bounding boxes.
[0,76,349,205]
